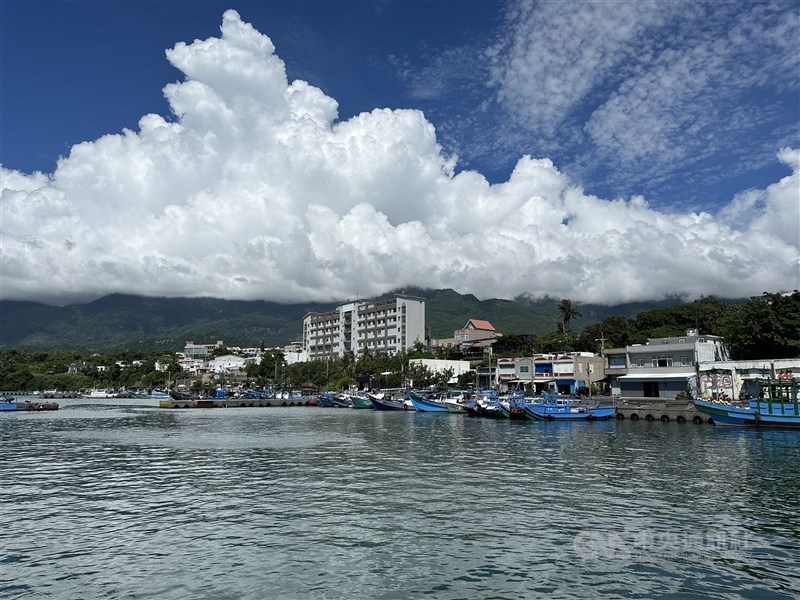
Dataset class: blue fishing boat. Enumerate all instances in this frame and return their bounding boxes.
[317,393,351,408]
[369,393,412,411]
[523,392,615,421]
[0,396,59,411]
[407,391,449,412]
[693,378,800,428]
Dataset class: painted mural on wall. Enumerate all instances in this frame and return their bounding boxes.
[700,372,735,399]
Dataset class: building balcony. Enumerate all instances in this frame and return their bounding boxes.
[605,367,628,376]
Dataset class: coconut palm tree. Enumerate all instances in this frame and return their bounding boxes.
[558,298,581,335]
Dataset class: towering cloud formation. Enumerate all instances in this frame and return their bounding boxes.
[1,11,798,305]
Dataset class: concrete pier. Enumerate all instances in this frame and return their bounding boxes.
[615,398,712,424]
[159,397,309,409]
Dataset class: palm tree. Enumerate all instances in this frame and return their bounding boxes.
[558,298,581,335]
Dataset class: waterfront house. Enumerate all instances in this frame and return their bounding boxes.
[698,358,800,400]
[611,332,728,399]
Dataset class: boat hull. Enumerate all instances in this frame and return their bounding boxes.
[349,396,374,409]
[369,395,410,411]
[694,400,800,428]
[523,404,615,421]
[443,400,467,413]
[0,400,59,411]
[408,393,449,412]
[476,402,511,419]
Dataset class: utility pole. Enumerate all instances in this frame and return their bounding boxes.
[595,332,606,356]
[595,333,606,398]
[587,360,593,402]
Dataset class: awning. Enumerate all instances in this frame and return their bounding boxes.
[618,373,695,381]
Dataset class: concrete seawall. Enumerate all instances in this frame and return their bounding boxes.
[159,397,309,409]
[615,398,712,424]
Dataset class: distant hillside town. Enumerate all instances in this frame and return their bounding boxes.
[2,290,797,400]
[154,293,798,402]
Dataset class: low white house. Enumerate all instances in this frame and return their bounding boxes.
[178,358,205,375]
[208,355,248,373]
[409,359,472,385]
[698,358,800,399]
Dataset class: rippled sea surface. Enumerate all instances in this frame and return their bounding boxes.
[2,399,799,599]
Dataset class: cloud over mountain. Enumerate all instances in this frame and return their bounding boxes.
[1,10,798,306]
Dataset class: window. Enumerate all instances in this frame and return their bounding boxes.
[635,358,645,367]
[652,355,673,367]
[519,366,529,373]
[609,356,626,368]
[681,356,692,366]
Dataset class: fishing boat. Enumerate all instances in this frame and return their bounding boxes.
[407,391,449,412]
[369,393,411,411]
[506,390,528,419]
[317,395,339,407]
[444,399,467,413]
[443,390,470,413]
[0,396,59,411]
[693,378,800,428]
[317,393,351,408]
[475,399,511,419]
[523,392,615,421]
[349,395,374,409]
[83,388,118,399]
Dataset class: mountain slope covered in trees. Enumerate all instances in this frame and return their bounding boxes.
[1,289,796,360]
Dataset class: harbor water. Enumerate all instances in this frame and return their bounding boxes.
[1,399,799,599]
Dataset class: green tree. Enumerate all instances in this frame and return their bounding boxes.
[536,331,574,353]
[557,299,581,335]
[723,291,800,359]
[456,370,476,388]
[575,315,631,351]
[407,341,432,359]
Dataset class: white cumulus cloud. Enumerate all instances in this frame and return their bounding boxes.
[1,10,798,306]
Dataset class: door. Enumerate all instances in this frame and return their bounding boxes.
[643,381,660,398]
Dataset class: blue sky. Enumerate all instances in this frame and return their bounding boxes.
[5,1,797,210]
[1,1,798,305]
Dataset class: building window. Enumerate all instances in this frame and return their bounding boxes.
[652,355,673,367]
[519,366,529,373]
[609,356,626,368]
[635,358,645,367]
[681,356,692,366]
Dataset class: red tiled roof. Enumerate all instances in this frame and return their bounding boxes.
[466,319,494,331]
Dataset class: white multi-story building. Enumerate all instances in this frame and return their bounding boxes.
[302,294,425,360]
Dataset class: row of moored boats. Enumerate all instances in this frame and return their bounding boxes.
[312,389,617,421]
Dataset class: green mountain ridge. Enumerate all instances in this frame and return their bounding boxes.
[0,289,705,352]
